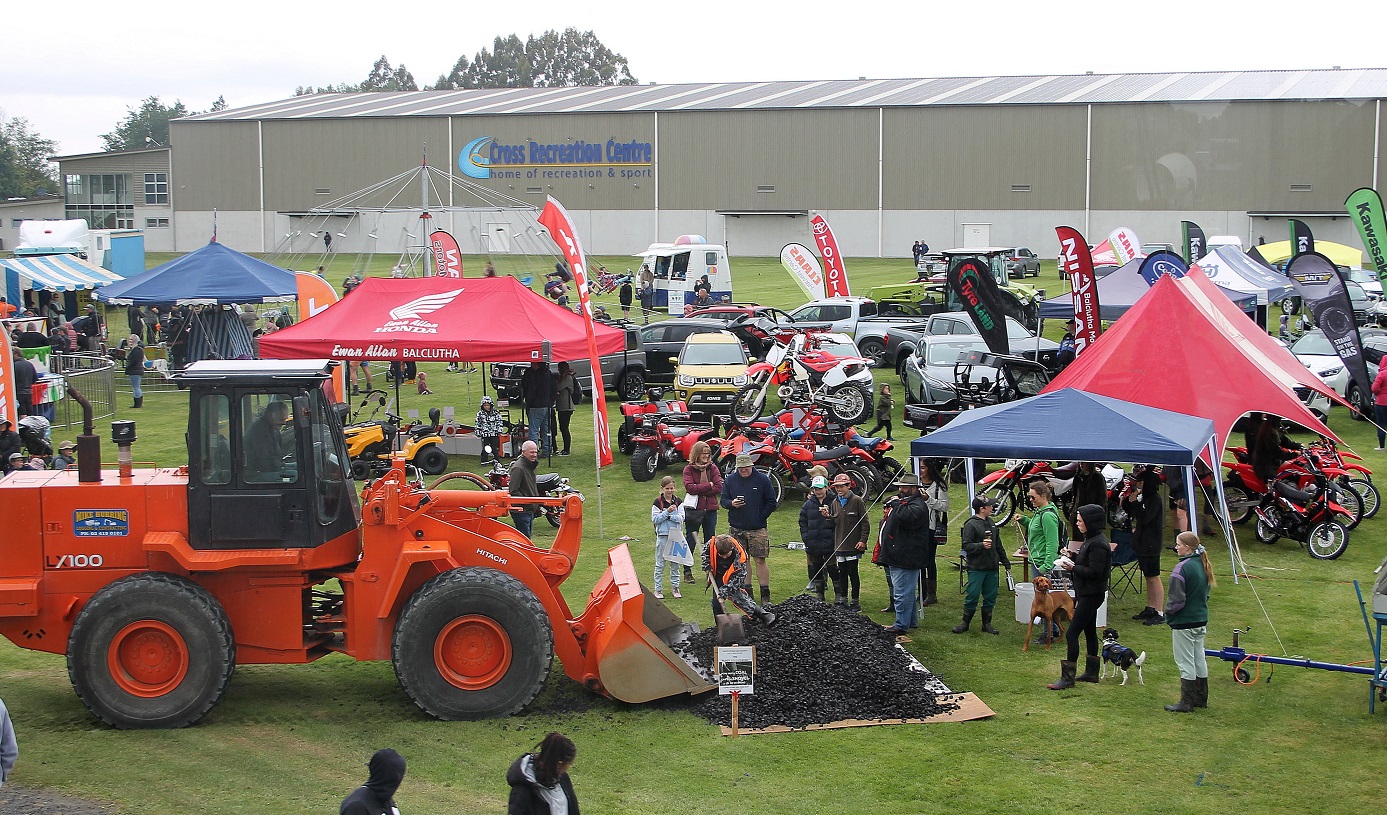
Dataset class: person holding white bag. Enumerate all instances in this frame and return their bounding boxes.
[651,476,687,599]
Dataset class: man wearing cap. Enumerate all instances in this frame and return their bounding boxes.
[0,420,20,473]
[474,395,506,463]
[720,452,778,604]
[1057,319,1077,369]
[798,475,838,603]
[879,472,932,634]
[955,497,1011,635]
[828,473,871,610]
[52,440,77,471]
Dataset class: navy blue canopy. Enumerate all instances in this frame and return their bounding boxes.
[96,241,297,306]
[1038,258,1256,320]
[909,388,1216,465]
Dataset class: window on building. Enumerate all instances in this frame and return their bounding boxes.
[65,172,134,228]
[116,215,134,229]
[145,218,170,228]
[144,173,168,204]
[12,219,24,228]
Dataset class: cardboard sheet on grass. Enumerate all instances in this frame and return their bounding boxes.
[717,647,994,735]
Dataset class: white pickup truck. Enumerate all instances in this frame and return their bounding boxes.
[786,296,934,366]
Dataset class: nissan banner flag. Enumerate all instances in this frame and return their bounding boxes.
[538,197,613,466]
[809,214,850,297]
[1286,251,1371,402]
[1056,226,1102,355]
[780,243,825,301]
[429,230,464,277]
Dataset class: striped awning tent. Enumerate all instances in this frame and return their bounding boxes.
[1,253,123,306]
[185,307,256,363]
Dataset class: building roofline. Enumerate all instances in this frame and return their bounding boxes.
[51,146,172,162]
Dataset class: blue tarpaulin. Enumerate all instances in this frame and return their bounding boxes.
[96,241,296,306]
[909,388,1216,466]
[1038,258,1256,320]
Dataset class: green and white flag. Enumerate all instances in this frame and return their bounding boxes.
[1346,187,1387,286]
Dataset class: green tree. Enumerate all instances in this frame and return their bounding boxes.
[527,28,637,87]
[460,35,530,89]
[432,55,472,91]
[360,55,419,92]
[101,96,191,150]
[0,115,60,198]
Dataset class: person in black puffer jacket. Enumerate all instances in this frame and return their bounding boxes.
[340,748,406,815]
[508,732,579,815]
[798,476,840,603]
[1049,503,1112,690]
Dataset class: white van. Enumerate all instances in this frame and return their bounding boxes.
[633,236,733,317]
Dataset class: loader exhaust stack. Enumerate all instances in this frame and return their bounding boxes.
[64,383,101,483]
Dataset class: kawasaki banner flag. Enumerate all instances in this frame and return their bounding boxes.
[538,197,613,467]
[1056,226,1101,355]
[1182,221,1206,265]
[1289,219,1315,257]
[947,256,1010,355]
[1286,251,1371,404]
[1347,188,1387,292]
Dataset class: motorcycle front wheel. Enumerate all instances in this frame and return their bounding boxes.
[730,381,770,426]
[825,383,873,425]
[990,487,1017,525]
[1346,476,1379,519]
[1254,507,1282,544]
[1305,520,1349,560]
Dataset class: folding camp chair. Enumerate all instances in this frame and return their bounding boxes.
[1109,531,1143,601]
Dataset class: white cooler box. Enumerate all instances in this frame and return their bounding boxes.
[1014,582,1107,627]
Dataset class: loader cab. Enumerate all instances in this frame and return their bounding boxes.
[178,360,359,550]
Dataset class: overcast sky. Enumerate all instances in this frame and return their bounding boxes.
[5,0,1383,157]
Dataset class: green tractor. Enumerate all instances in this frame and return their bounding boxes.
[869,248,1045,330]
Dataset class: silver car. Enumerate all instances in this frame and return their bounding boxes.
[902,336,989,405]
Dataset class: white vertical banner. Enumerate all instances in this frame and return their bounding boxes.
[780,243,825,300]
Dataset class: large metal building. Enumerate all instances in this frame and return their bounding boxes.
[154,67,1387,258]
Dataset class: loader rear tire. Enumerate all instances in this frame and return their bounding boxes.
[67,573,235,729]
[393,568,553,720]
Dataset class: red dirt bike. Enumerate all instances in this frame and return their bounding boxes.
[977,460,1125,525]
[1303,438,1378,519]
[731,331,874,426]
[1252,470,1355,559]
[735,425,875,504]
[1222,446,1365,530]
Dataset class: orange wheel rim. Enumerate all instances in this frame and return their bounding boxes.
[434,615,512,690]
[108,620,189,697]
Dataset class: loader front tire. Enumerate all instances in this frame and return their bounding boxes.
[67,573,235,729]
[393,568,553,720]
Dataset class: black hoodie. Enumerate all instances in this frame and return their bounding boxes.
[341,748,406,815]
[507,753,580,815]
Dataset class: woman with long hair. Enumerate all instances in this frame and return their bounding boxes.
[554,361,579,457]
[682,440,723,584]
[1164,531,1215,713]
[507,732,578,815]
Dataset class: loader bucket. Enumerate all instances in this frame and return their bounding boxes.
[583,544,715,703]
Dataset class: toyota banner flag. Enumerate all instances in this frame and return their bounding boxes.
[538,198,613,466]
[1286,251,1370,403]
[809,214,850,297]
[947,255,1010,355]
[429,230,464,277]
[1056,226,1102,355]
[780,243,826,300]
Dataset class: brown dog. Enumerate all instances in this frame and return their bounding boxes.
[1023,575,1074,651]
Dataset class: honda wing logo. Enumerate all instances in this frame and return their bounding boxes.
[376,288,464,334]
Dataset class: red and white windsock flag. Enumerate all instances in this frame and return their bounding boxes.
[1056,226,1102,355]
[810,214,851,297]
[429,230,464,277]
[538,197,613,466]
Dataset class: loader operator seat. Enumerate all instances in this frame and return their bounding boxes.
[243,400,296,483]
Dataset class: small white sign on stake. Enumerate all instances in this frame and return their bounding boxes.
[716,645,756,695]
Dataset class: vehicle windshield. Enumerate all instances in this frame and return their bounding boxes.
[681,341,746,365]
[928,342,985,366]
[815,336,859,357]
[1346,269,1376,286]
[1292,331,1334,356]
[1345,281,1367,304]
[1005,318,1036,343]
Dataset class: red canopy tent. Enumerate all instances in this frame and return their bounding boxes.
[1044,271,1340,452]
[257,275,626,362]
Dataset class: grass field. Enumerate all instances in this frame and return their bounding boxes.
[3,252,1386,814]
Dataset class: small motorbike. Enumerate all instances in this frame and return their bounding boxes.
[1253,472,1354,559]
[979,460,1125,525]
[731,331,874,426]
[1223,446,1364,530]
[474,447,584,528]
[736,425,874,504]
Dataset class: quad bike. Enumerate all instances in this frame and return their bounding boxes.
[343,390,449,479]
[629,414,718,482]
[618,387,694,455]
[731,331,874,426]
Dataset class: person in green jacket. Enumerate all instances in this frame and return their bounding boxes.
[1164,531,1215,713]
[1017,481,1062,580]
[954,497,1011,634]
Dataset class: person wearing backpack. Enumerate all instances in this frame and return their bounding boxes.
[1018,480,1063,581]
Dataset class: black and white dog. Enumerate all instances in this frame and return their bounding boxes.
[1100,628,1146,685]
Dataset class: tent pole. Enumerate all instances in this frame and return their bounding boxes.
[1207,436,1239,584]
[591,379,604,540]
[1186,465,1199,537]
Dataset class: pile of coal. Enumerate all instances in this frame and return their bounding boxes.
[685,595,960,729]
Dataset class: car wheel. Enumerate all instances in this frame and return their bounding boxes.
[1348,384,1370,420]
[1280,297,1300,315]
[858,339,887,368]
[620,369,646,401]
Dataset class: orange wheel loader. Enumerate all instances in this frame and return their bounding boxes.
[0,360,713,728]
